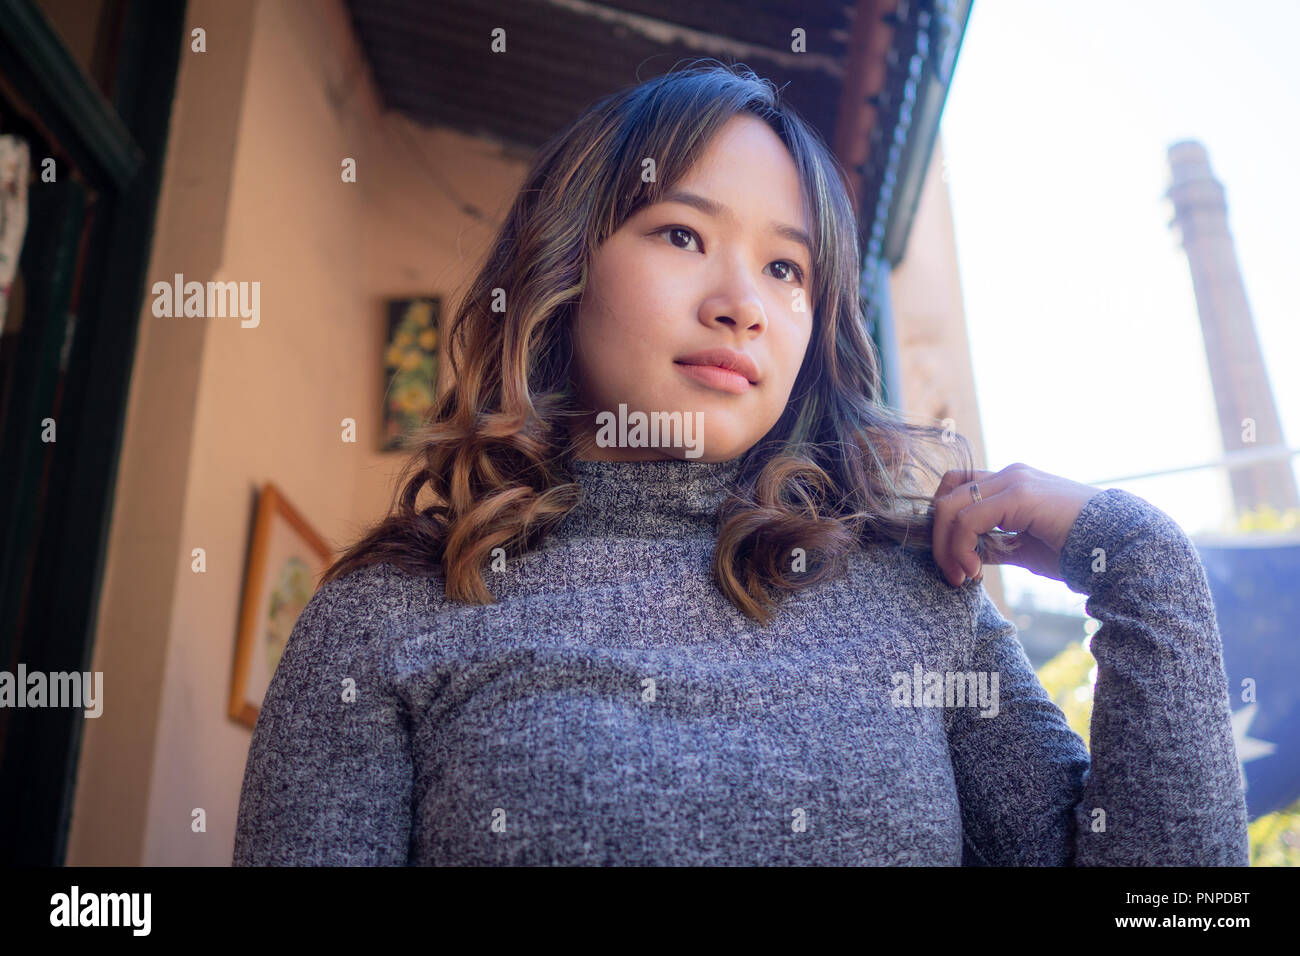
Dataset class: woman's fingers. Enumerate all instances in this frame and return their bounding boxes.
[947,487,1025,576]
[931,468,1003,587]
[931,463,1102,585]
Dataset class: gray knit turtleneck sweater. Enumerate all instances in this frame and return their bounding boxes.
[232,456,1249,865]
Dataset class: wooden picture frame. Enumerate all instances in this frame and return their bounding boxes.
[229,482,334,728]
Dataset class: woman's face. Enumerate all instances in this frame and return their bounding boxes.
[571,113,816,462]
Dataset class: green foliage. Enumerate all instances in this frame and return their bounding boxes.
[1037,637,1095,749]
[1248,796,1300,866]
[1234,503,1300,533]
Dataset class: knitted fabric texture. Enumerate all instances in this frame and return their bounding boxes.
[233,456,1249,865]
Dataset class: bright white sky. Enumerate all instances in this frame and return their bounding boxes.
[939,0,1300,610]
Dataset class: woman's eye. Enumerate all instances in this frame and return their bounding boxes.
[768,261,805,285]
[657,226,700,251]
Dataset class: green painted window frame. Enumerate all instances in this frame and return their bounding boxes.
[0,0,186,865]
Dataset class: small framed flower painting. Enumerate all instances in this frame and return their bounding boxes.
[382,296,440,451]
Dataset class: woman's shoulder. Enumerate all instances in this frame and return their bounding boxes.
[840,537,981,626]
[846,536,951,591]
[300,560,450,639]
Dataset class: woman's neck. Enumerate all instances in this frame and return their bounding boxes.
[549,455,744,540]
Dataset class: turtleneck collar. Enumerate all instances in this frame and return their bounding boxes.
[550,456,745,540]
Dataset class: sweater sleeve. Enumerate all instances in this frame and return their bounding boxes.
[232,574,414,865]
[945,487,1250,866]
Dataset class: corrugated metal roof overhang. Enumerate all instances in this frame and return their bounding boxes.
[344,0,853,159]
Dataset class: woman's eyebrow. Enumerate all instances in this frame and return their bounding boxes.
[658,189,813,256]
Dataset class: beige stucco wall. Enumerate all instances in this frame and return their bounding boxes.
[69,1,989,866]
[68,0,526,866]
[891,134,1005,611]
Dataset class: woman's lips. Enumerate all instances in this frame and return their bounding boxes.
[674,361,753,394]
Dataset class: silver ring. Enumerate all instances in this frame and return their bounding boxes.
[970,482,981,503]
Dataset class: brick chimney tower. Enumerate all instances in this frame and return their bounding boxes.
[1165,140,1298,518]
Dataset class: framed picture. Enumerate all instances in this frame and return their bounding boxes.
[382,296,440,451]
[229,482,334,728]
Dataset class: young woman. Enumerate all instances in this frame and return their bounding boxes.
[233,62,1248,866]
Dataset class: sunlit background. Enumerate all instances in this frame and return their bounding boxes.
[943,0,1300,614]
[944,1,1300,862]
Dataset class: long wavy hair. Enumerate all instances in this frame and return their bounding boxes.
[323,60,1020,624]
